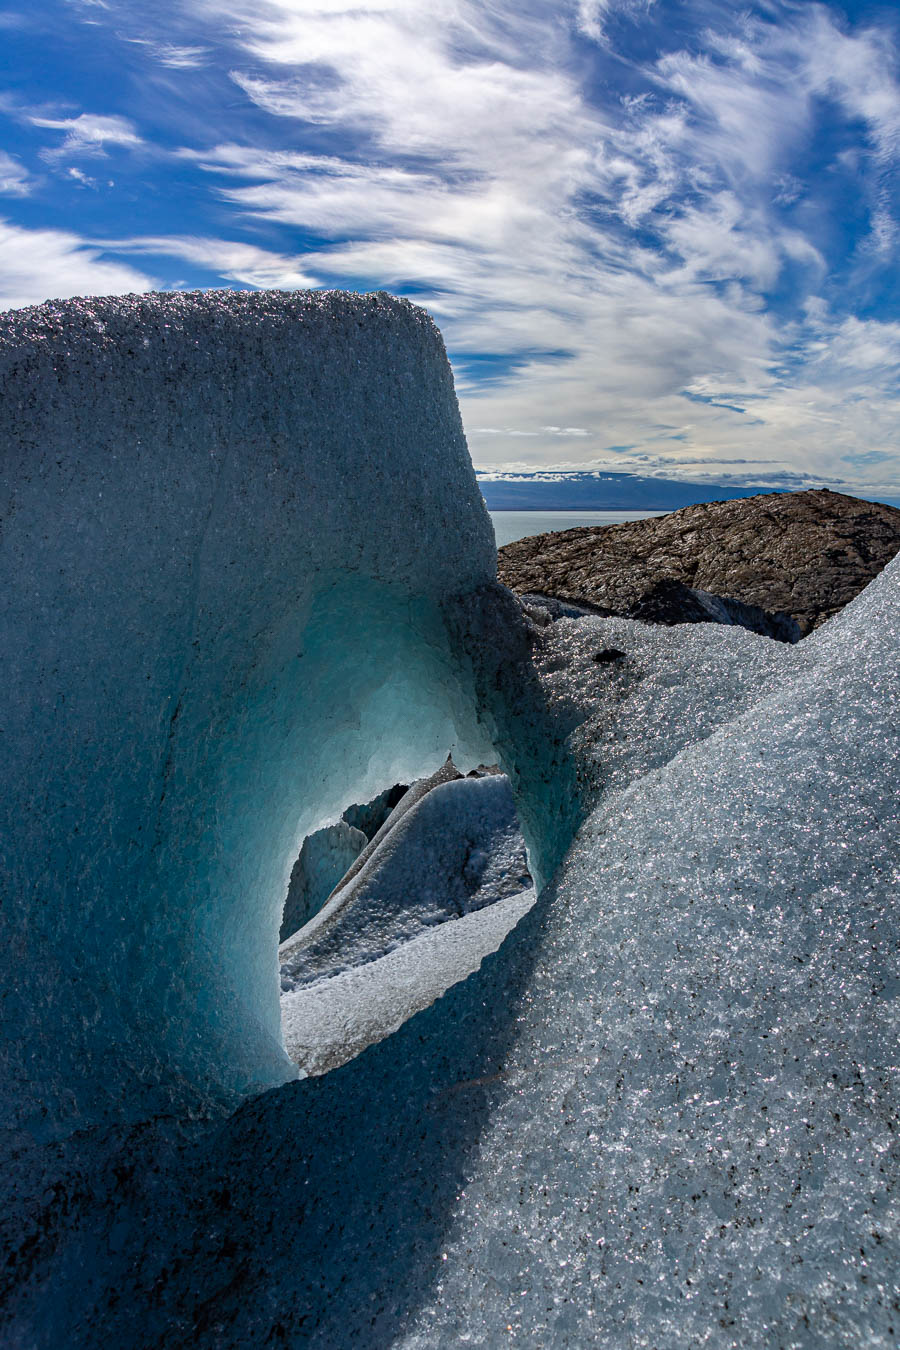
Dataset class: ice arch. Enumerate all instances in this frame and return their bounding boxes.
[0,291,568,1140]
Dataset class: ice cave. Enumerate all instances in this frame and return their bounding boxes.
[1,290,898,1348]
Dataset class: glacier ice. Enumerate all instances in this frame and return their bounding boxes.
[8,555,898,1349]
[317,756,465,906]
[281,888,534,1077]
[279,770,532,989]
[341,782,409,844]
[0,289,518,1140]
[280,820,368,944]
[385,555,899,1350]
[280,769,535,1072]
[117,554,892,1350]
[2,288,899,1349]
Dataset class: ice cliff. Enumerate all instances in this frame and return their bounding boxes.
[2,290,898,1349]
[0,290,528,1139]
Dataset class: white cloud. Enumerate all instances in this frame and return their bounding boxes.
[0,219,154,311]
[67,166,97,188]
[473,427,539,437]
[661,192,825,291]
[123,36,210,68]
[577,0,657,45]
[576,0,611,42]
[165,0,900,493]
[99,234,319,289]
[230,70,339,122]
[0,151,32,196]
[652,45,808,184]
[30,112,143,158]
[155,43,209,68]
[801,7,900,161]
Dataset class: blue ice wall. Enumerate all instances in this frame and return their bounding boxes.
[0,290,503,1138]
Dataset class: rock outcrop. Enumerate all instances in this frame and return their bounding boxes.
[627,577,801,641]
[497,488,900,635]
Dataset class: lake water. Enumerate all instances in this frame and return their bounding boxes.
[489,509,665,549]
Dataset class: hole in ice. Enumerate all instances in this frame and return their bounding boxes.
[277,756,536,1078]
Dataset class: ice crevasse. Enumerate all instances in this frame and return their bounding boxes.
[1,288,898,1349]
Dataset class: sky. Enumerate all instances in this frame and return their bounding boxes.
[1,0,900,500]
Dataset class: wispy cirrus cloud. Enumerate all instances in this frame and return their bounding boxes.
[120,36,211,69]
[151,43,210,69]
[30,111,143,158]
[0,151,33,196]
[576,0,658,44]
[99,233,319,289]
[158,0,898,491]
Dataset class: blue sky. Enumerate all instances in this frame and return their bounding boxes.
[2,0,900,499]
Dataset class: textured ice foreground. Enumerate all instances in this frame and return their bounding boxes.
[6,556,896,1350]
[387,564,899,1349]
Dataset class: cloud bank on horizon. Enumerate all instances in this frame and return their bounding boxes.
[1,0,899,497]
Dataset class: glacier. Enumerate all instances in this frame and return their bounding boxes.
[2,289,898,1349]
[280,819,369,944]
[279,770,533,991]
[280,767,535,1075]
[0,289,541,1141]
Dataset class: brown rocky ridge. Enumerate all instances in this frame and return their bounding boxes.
[497,488,900,636]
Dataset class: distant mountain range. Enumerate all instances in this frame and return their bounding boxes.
[478,471,789,512]
[478,471,900,512]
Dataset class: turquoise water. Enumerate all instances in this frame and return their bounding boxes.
[489,509,664,549]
